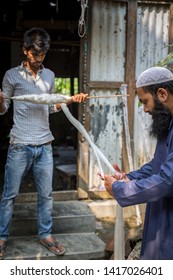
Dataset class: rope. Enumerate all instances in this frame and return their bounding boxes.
[77,0,88,37]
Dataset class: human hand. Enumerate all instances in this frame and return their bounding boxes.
[55,93,88,110]
[104,173,129,196]
[104,174,117,196]
[71,93,88,103]
[98,164,128,182]
[101,164,129,196]
[112,164,128,181]
[0,91,4,105]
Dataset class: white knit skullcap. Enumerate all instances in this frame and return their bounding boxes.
[136,66,173,88]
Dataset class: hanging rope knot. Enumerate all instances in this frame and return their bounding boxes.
[77,0,88,37]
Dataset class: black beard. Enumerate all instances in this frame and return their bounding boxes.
[150,99,172,140]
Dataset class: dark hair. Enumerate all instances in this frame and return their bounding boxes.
[143,81,173,97]
[23,27,51,53]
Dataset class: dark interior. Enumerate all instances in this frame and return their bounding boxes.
[0,0,83,191]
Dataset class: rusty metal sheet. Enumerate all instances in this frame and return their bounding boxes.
[90,0,126,82]
[136,4,169,78]
[88,89,123,189]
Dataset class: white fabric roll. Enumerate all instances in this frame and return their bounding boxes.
[12,93,71,104]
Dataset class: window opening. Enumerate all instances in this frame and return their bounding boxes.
[54,77,79,96]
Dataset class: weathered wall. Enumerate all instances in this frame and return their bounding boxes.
[79,0,173,192]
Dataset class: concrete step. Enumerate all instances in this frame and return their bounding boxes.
[15,190,79,203]
[10,200,96,236]
[4,232,106,260]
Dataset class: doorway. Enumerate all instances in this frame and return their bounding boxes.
[0,0,83,192]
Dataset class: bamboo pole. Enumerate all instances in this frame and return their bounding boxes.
[86,94,129,99]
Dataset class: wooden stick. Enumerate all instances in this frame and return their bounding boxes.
[86,94,129,99]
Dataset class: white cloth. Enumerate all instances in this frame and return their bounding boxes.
[12,93,71,104]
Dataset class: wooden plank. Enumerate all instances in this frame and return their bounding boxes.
[169,4,173,53]
[77,4,91,199]
[87,81,124,89]
[23,20,78,30]
[123,0,137,172]
[55,164,77,176]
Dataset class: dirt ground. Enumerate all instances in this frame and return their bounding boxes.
[96,216,143,260]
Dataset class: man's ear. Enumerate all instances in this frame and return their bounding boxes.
[23,47,27,55]
[156,88,168,102]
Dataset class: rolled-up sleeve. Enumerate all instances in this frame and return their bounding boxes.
[0,72,13,115]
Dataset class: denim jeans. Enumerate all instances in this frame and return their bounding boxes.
[0,143,53,240]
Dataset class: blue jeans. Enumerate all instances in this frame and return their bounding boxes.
[0,143,53,240]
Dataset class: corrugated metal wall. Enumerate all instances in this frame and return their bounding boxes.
[88,89,123,189]
[90,1,126,81]
[134,3,170,168]
[87,0,171,189]
[89,0,126,189]
[136,4,169,76]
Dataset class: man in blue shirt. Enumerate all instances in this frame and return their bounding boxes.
[104,67,173,259]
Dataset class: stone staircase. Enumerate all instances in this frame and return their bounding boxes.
[3,192,106,260]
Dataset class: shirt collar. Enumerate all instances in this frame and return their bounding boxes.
[21,62,44,74]
[168,118,173,131]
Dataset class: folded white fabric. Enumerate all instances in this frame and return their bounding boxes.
[12,93,71,104]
